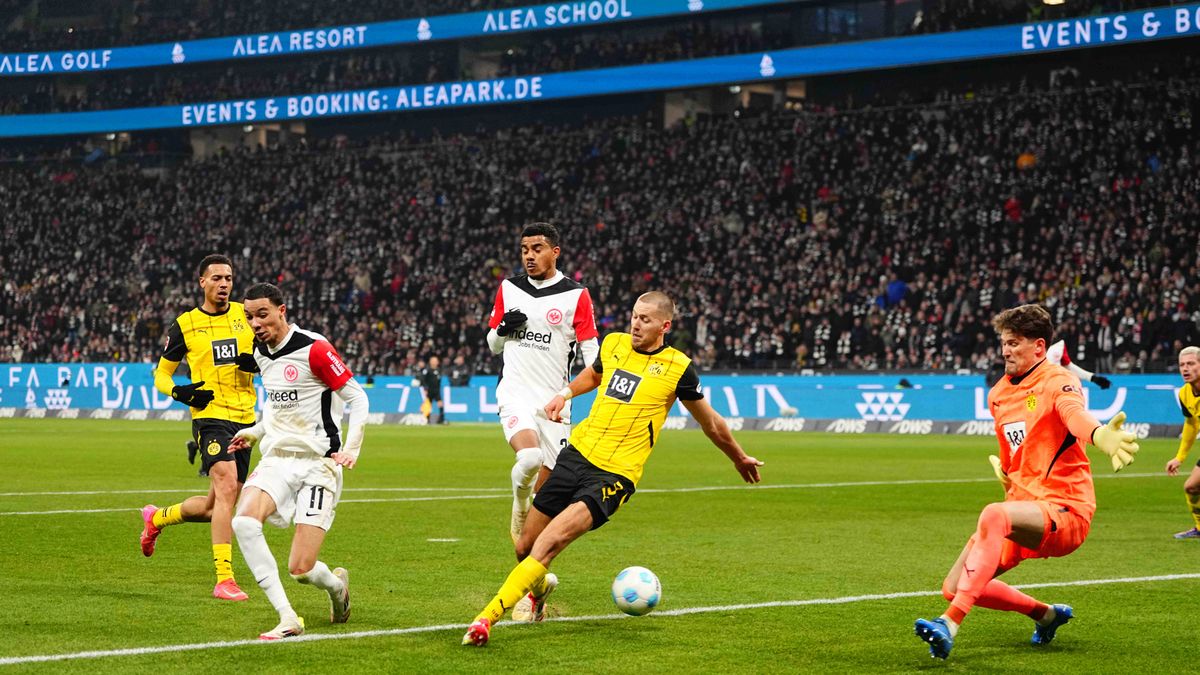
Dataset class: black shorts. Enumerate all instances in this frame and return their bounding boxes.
[192,419,254,483]
[532,444,635,530]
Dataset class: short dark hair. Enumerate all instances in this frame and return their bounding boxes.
[521,222,560,248]
[244,282,285,307]
[638,291,676,320]
[197,253,233,279]
[992,304,1053,345]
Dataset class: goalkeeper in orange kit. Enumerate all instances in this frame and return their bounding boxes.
[914,304,1139,659]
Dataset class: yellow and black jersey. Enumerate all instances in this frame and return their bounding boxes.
[1181,384,1200,421]
[570,332,703,486]
[156,302,256,423]
[1176,383,1200,463]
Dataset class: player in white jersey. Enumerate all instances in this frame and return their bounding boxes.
[487,223,600,557]
[227,283,368,640]
[1046,339,1112,389]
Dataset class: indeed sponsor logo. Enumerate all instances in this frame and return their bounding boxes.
[266,389,299,403]
[513,328,552,344]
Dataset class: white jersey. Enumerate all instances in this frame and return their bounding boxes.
[252,326,359,459]
[1046,340,1070,367]
[487,271,599,422]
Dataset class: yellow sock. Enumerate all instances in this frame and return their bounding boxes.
[529,572,553,598]
[474,557,547,624]
[1188,492,1200,530]
[152,504,185,528]
[213,543,234,583]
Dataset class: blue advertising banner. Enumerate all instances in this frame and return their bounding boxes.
[2,3,1198,137]
[0,0,790,76]
[0,364,1186,425]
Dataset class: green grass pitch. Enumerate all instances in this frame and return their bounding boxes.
[0,418,1195,673]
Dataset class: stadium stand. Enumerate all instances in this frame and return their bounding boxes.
[2,57,1197,375]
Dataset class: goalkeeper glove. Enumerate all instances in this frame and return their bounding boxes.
[988,455,1011,491]
[1091,411,1139,472]
[1091,374,1111,390]
[495,309,527,337]
[171,381,214,410]
[234,352,260,373]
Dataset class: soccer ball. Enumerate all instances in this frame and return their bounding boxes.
[611,566,662,616]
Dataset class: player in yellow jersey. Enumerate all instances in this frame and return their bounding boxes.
[1165,346,1200,539]
[462,291,764,646]
[138,254,259,601]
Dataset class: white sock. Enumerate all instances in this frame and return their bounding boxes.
[938,615,960,638]
[511,447,541,508]
[291,560,343,595]
[1036,606,1057,626]
[232,515,295,619]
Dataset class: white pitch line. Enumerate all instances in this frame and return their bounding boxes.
[2,573,1197,666]
[0,473,1168,517]
[0,472,1164,499]
[0,487,509,498]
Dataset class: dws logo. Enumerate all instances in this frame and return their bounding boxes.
[856,392,909,421]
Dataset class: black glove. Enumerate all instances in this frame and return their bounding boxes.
[495,309,527,337]
[172,381,215,410]
[1092,374,1112,390]
[234,352,260,373]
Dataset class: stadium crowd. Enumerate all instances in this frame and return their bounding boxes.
[1,71,1197,375]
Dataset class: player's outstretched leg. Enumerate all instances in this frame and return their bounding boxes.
[291,561,350,624]
[140,505,162,557]
[513,572,558,623]
[260,616,305,640]
[914,618,954,659]
[233,514,303,635]
[1031,604,1073,645]
[331,567,351,623]
[462,618,491,646]
[510,447,540,543]
[462,557,549,646]
[140,504,189,557]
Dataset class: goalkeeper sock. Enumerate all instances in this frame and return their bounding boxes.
[1187,492,1200,530]
[153,503,185,529]
[213,543,234,584]
[974,578,1046,618]
[475,557,547,624]
[291,560,344,594]
[947,503,1010,624]
[232,516,294,618]
[512,448,541,508]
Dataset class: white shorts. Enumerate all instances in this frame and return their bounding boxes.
[498,403,570,469]
[244,454,343,530]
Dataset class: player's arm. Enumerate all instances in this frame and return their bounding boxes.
[681,397,763,484]
[1066,361,1110,389]
[310,340,364,468]
[1056,379,1139,471]
[485,284,525,354]
[1167,400,1199,475]
[156,320,213,409]
[154,357,181,397]
[544,364,601,422]
[988,393,1012,491]
[673,362,762,483]
[230,419,264,453]
[573,287,600,366]
[332,377,369,469]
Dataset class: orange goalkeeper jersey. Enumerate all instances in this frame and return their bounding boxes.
[988,359,1098,521]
